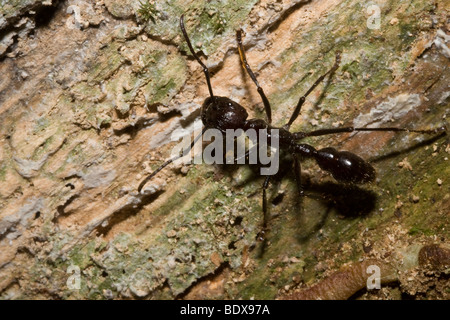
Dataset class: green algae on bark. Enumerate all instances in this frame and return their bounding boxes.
[136,0,259,55]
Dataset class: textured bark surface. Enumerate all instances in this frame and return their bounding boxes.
[0,0,449,299]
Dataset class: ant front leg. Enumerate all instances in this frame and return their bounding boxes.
[236,29,272,124]
[138,128,206,192]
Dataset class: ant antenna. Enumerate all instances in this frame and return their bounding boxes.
[180,14,215,100]
[236,29,272,124]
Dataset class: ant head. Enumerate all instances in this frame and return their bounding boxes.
[201,96,248,132]
[180,16,248,133]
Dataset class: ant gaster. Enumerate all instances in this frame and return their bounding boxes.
[138,14,445,238]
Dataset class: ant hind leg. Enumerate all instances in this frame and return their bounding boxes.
[293,125,447,140]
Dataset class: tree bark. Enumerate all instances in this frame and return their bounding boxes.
[0,0,448,299]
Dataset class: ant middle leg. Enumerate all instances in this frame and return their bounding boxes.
[259,175,272,240]
[284,51,341,131]
[236,29,272,124]
[293,154,304,197]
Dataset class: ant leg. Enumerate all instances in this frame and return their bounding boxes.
[293,154,304,197]
[284,51,341,130]
[232,138,263,164]
[293,125,446,140]
[231,146,255,163]
[259,175,272,240]
[180,15,215,99]
[138,127,206,192]
[236,29,272,124]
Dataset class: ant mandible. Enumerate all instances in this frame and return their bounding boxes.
[138,14,445,239]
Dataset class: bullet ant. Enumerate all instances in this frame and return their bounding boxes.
[138,14,446,239]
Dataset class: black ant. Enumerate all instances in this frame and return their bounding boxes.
[138,14,446,239]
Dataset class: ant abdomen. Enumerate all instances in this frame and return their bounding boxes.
[315,147,376,184]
